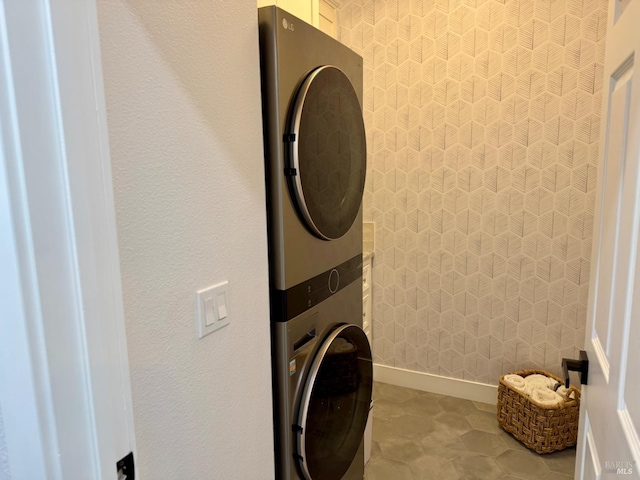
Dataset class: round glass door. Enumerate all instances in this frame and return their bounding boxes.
[296,324,373,480]
[287,66,367,240]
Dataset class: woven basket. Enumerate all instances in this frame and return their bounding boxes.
[497,369,580,454]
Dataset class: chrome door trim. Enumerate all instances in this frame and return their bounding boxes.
[287,65,364,241]
[289,65,333,240]
[295,323,371,480]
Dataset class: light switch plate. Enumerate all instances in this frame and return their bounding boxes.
[196,281,229,338]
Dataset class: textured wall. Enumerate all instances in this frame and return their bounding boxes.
[97,1,274,478]
[0,405,9,480]
[337,0,606,384]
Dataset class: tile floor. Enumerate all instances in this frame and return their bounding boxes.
[365,382,576,480]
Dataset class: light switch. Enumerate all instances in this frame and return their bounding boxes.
[204,297,215,326]
[196,281,230,338]
[217,293,228,320]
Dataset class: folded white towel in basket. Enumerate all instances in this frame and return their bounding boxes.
[524,374,558,390]
[504,374,526,391]
[503,373,573,406]
[531,388,564,406]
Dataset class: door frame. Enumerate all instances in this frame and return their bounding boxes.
[0,1,135,479]
[574,0,640,476]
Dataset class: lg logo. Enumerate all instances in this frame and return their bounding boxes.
[282,18,294,31]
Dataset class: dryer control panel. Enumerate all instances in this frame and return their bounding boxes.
[270,254,362,322]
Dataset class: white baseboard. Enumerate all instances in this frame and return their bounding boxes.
[373,364,498,405]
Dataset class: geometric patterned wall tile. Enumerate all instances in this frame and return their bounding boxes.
[582,8,607,43]
[573,163,598,193]
[558,139,588,169]
[495,232,523,258]
[510,210,538,237]
[548,66,578,96]
[565,39,597,70]
[517,70,547,99]
[513,118,544,146]
[523,233,553,259]
[525,188,554,215]
[423,9,449,38]
[496,189,525,215]
[519,19,549,50]
[462,27,489,57]
[567,0,600,18]
[477,1,506,32]
[459,122,486,150]
[490,24,519,53]
[569,211,594,240]
[495,275,521,300]
[536,255,566,283]
[532,43,564,72]
[535,1,566,24]
[504,47,533,77]
[541,164,572,192]
[471,144,499,170]
[551,15,581,46]
[338,0,606,383]
[566,257,590,285]
[539,210,568,238]
[399,15,422,41]
[449,5,475,35]
[512,165,541,192]
[505,1,534,28]
[545,108,572,139]
[484,165,511,192]
[576,113,600,144]
[561,90,593,120]
[446,99,473,127]
[488,73,517,101]
[578,63,603,95]
[556,187,586,216]
[531,92,561,123]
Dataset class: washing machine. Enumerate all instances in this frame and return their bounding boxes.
[258,6,372,480]
[271,279,373,480]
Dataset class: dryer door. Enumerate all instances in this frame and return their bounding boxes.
[296,324,372,480]
[287,66,367,241]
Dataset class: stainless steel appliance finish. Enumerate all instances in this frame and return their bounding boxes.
[258,6,366,291]
[258,6,371,479]
[271,280,372,480]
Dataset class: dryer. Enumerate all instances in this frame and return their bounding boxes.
[258,5,366,295]
[258,6,372,480]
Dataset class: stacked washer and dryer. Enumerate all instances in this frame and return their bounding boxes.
[258,6,373,480]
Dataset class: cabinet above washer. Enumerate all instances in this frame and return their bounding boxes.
[257,0,339,38]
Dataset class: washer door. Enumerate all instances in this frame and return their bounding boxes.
[296,324,373,480]
[287,66,367,241]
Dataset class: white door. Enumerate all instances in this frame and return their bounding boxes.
[0,1,136,479]
[576,0,640,478]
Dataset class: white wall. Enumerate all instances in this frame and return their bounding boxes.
[96,1,274,478]
[0,406,8,480]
